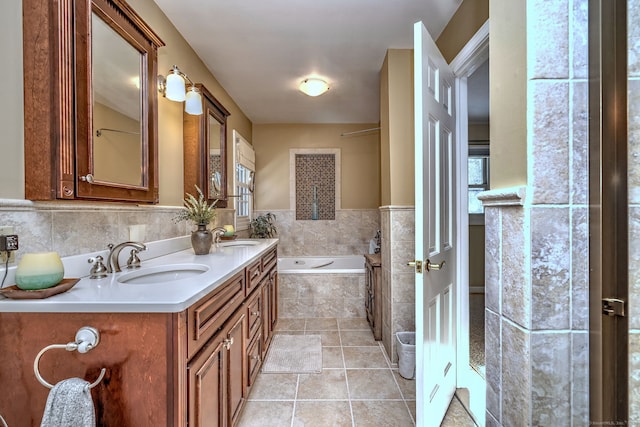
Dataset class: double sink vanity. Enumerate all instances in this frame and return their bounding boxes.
[0,238,279,427]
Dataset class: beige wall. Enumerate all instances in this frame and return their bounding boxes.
[252,124,380,210]
[489,0,527,188]
[436,0,489,63]
[1,0,252,206]
[380,49,414,206]
[469,123,489,142]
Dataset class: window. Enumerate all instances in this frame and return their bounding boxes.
[468,145,489,223]
[235,163,253,229]
[233,131,255,231]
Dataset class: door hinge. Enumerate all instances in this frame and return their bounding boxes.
[602,298,625,317]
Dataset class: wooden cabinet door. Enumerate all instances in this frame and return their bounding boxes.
[225,310,247,427]
[260,278,272,359]
[188,339,226,427]
[269,269,278,333]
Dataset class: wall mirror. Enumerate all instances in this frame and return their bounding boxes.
[91,12,143,187]
[23,0,164,203]
[184,84,230,207]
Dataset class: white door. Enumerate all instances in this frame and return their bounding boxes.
[413,21,457,426]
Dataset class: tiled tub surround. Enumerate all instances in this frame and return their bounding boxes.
[0,198,235,261]
[278,271,366,319]
[380,206,415,365]
[253,209,380,257]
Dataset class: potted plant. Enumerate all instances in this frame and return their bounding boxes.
[174,186,218,254]
[249,213,277,238]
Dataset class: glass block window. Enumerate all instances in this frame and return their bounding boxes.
[468,145,490,216]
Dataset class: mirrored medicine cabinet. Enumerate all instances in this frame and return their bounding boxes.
[183,84,230,208]
[23,0,164,203]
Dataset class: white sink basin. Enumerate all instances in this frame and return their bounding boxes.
[117,264,209,285]
[218,240,261,247]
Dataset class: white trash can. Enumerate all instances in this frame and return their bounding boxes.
[396,332,416,379]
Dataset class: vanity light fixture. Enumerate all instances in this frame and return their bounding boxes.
[158,65,203,115]
[299,77,330,97]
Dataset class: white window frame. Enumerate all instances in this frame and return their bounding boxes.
[233,130,255,231]
[468,144,489,225]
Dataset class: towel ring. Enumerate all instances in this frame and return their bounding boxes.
[34,326,107,389]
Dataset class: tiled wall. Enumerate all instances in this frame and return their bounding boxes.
[629,0,640,423]
[255,209,379,257]
[482,0,589,424]
[295,154,336,220]
[0,199,234,261]
[380,206,415,364]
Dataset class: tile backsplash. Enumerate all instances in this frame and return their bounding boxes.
[0,198,234,261]
[254,209,379,256]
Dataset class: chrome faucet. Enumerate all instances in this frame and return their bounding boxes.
[210,227,226,244]
[107,241,147,273]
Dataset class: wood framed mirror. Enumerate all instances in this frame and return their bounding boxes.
[23,0,164,203]
[183,84,230,208]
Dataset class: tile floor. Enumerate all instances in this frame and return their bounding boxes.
[237,317,477,427]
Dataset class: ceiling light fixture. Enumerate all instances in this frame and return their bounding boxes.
[158,65,203,115]
[299,78,330,97]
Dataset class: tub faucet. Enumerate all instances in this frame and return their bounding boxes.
[107,241,147,273]
[210,227,226,244]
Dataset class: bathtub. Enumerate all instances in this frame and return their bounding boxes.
[277,255,365,274]
[277,255,366,318]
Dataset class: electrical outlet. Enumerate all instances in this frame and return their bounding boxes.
[0,226,16,264]
[0,250,14,264]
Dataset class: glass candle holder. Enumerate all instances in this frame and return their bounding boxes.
[15,252,64,290]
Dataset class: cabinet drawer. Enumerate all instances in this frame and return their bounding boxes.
[261,248,277,273]
[246,289,262,341]
[247,333,262,388]
[245,260,262,295]
[187,270,245,359]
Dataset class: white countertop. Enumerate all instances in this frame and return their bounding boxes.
[0,238,278,313]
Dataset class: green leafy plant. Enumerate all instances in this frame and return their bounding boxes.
[174,185,218,225]
[249,213,277,238]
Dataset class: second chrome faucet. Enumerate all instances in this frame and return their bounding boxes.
[107,241,147,273]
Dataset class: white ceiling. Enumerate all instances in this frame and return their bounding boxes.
[153,0,489,125]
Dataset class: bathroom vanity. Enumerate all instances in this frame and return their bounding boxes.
[0,239,278,427]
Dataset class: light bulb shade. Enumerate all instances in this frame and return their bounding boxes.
[185,88,203,115]
[299,78,330,97]
[165,71,186,101]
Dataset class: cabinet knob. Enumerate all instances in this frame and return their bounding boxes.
[80,174,95,183]
[223,337,234,350]
[252,311,260,317]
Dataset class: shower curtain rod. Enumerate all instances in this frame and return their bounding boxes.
[340,127,381,137]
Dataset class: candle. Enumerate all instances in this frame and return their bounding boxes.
[15,252,64,290]
[223,225,235,236]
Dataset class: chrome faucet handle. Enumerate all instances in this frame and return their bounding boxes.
[88,255,108,279]
[126,249,142,269]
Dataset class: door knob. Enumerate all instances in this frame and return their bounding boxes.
[407,260,423,274]
[426,259,445,271]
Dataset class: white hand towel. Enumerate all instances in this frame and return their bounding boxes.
[40,378,96,427]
